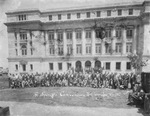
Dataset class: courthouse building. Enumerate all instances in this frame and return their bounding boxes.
[5,0,150,74]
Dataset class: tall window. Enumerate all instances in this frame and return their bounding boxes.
[126,29,133,38]
[67,44,73,55]
[16,49,18,56]
[49,63,53,70]
[86,12,90,18]
[67,63,72,70]
[76,44,82,54]
[116,29,122,38]
[126,62,131,70]
[105,29,111,38]
[18,15,26,21]
[57,32,63,42]
[30,64,33,70]
[66,31,72,40]
[105,43,111,54]
[97,11,101,17]
[31,48,33,55]
[22,64,26,71]
[49,32,54,43]
[77,13,80,19]
[49,45,55,55]
[67,13,71,19]
[76,30,82,39]
[129,9,133,15]
[85,30,91,39]
[126,43,132,53]
[107,10,111,16]
[58,14,61,20]
[15,64,18,70]
[115,43,122,53]
[106,62,110,70]
[49,15,52,21]
[86,44,91,54]
[116,62,121,70]
[58,63,62,70]
[20,32,27,41]
[21,45,27,55]
[58,45,63,55]
[118,9,122,16]
[96,44,101,54]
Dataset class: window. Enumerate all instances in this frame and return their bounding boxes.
[49,32,54,43]
[107,10,111,16]
[116,62,121,70]
[58,63,62,70]
[97,11,101,17]
[21,45,27,55]
[86,44,91,54]
[106,62,110,70]
[16,49,18,56]
[49,45,55,55]
[22,64,26,71]
[15,43,17,47]
[20,32,27,41]
[105,29,111,38]
[31,48,33,55]
[30,64,33,70]
[76,30,82,39]
[18,15,26,21]
[126,29,133,38]
[58,14,61,20]
[66,31,72,40]
[105,43,111,54]
[96,44,101,54]
[85,30,91,38]
[30,41,32,46]
[126,43,132,53]
[77,13,80,19]
[86,12,90,18]
[126,62,131,70]
[49,63,53,70]
[49,15,52,21]
[76,44,82,54]
[58,45,63,55]
[129,9,133,15]
[116,29,122,38]
[67,44,73,55]
[15,64,18,70]
[118,9,122,16]
[115,43,122,53]
[67,63,71,70]
[57,32,63,42]
[67,13,71,19]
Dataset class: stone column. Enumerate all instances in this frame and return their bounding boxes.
[45,31,49,56]
[132,26,137,54]
[92,30,95,55]
[122,28,127,55]
[82,30,86,55]
[73,30,76,56]
[27,31,30,56]
[63,31,67,55]
[112,28,116,54]
[101,39,105,55]
[17,32,20,56]
[54,31,58,55]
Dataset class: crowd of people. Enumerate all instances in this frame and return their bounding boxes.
[8,71,140,90]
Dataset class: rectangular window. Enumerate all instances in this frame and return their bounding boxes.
[16,49,18,56]
[66,31,72,40]
[129,9,133,15]
[76,44,82,54]
[22,64,26,71]
[49,45,55,55]
[49,32,54,43]
[67,13,71,19]
[97,11,101,17]
[77,13,80,19]
[86,44,91,54]
[105,29,111,38]
[57,32,63,42]
[76,30,82,39]
[30,64,33,70]
[116,29,122,38]
[85,30,91,38]
[118,9,122,16]
[58,63,62,70]
[126,43,132,53]
[49,15,52,21]
[105,43,111,54]
[107,10,111,16]
[18,15,26,21]
[126,62,131,70]
[31,48,33,55]
[126,29,133,38]
[86,12,90,18]
[49,63,53,70]
[106,62,110,70]
[20,32,27,41]
[58,45,63,55]
[15,64,18,70]
[95,44,101,54]
[116,62,121,70]
[58,14,61,20]
[15,43,17,47]
[115,43,122,53]
[67,63,71,70]
[67,44,73,55]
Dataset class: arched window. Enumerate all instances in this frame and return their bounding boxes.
[85,61,91,68]
[95,60,101,69]
[76,61,82,69]
[21,45,27,55]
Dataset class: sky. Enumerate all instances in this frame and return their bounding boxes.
[0,0,144,68]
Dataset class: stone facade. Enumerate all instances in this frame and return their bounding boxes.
[5,1,150,74]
